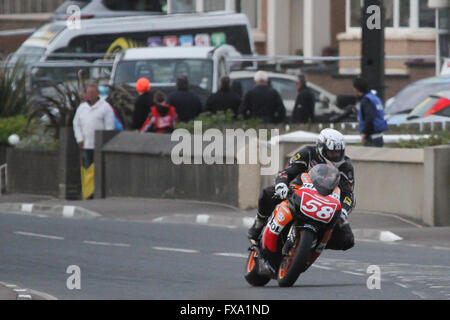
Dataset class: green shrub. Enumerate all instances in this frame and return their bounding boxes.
[0,115,29,145]
[175,110,265,133]
[0,61,28,117]
[388,131,450,148]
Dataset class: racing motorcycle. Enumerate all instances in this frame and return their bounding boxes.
[244,167,342,287]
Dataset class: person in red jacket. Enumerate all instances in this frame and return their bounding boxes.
[140,91,178,134]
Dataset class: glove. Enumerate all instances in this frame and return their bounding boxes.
[274,183,289,199]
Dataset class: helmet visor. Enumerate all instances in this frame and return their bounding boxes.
[324,149,344,163]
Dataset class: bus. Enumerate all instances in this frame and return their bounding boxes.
[9,11,254,71]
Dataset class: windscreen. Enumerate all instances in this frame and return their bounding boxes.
[386,81,450,115]
[8,46,46,66]
[114,58,213,91]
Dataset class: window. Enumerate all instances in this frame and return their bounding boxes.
[170,0,196,13]
[349,0,361,28]
[418,0,435,28]
[399,0,411,27]
[114,59,213,90]
[384,0,394,27]
[239,0,259,29]
[347,0,440,30]
[204,0,225,12]
[270,78,297,100]
[103,0,165,12]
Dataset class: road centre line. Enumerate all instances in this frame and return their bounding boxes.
[311,265,334,270]
[83,241,130,247]
[14,231,64,240]
[341,271,365,276]
[213,252,247,258]
[152,246,199,253]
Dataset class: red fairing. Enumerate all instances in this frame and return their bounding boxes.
[262,226,279,252]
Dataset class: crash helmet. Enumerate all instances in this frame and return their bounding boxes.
[309,164,340,197]
[316,128,346,166]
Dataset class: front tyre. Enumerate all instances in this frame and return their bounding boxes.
[277,229,316,287]
[244,250,271,287]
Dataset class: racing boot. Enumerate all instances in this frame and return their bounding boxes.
[258,248,279,278]
[247,212,268,240]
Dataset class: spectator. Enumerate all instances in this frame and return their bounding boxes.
[132,77,153,130]
[231,80,243,99]
[140,91,178,134]
[353,77,388,147]
[167,75,202,122]
[206,76,241,116]
[292,74,316,123]
[239,70,286,123]
[73,85,115,199]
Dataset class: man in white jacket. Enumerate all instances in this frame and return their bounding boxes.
[73,85,115,199]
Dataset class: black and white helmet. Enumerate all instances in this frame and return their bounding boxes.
[317,128,346,166]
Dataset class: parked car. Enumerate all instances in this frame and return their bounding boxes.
[385,76,450,117]
[229,71,343,120]
[110,45,242,105]
[387,90,450,125]
[52,0,166,20]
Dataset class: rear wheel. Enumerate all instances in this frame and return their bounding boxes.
[244,250,271,287]
[277,229,316,287]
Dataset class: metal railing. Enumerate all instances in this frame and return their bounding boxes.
[227,54,437,71]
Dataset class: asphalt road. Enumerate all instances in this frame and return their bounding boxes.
[1,211,449,300]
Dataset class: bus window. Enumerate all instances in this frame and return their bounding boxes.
[103,0,166,12]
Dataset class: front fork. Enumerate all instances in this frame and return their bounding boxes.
[281,224,333,267]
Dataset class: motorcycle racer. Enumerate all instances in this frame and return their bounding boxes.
[258,164,343,276]
[248,128,355,252]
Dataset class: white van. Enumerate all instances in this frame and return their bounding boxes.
[9,11,254,71]
[110,45,242,104]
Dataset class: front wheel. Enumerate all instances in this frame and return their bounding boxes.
[244,250,271,287]
[277,229,316,287]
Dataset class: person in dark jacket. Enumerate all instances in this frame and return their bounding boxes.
[132,77,153,130]
[140,91,178,134]
[292,74,316,123]
[353,77,388,147]
[206,76,241,116]
[239,71,286,123]
[167,75,202,122]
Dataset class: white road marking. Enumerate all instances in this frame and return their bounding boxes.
[17,294,32,299]
[62,206,75,218]
[13,289,27,292]
[431,246,450,251]
[394,282,410,289]
[213,252,247,258]
[379,231,403,242]
[83,241,130,247]
[14,231,64,240]
[21,204,33,213]
[341,271,365,276]
[152,246,198,253]
[411,291,431,300]
[312,265,334,270]
[404,244,425,248]
[196,214,210,224]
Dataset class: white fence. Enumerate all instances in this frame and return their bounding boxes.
[0,0,65,14]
